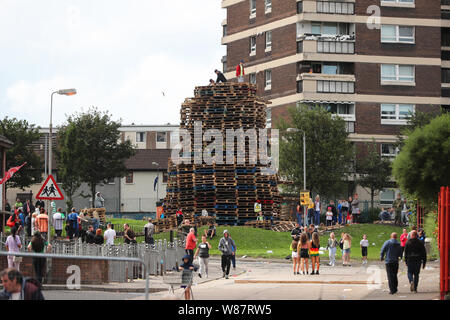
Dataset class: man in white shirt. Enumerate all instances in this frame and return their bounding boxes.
[104,223,116,245]
[52,209,64,238]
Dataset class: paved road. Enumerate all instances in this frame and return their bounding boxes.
[41,258,441,300]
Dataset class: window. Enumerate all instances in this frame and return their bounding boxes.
[381,104,414,123]
[125,172,134,184]
[265,0,272,12]
[317,1,354,14]
[297,80,303,93]
[317,81,355,93]
[381,25,414,43]
[381,144,399,157]
[311,23,321,35]
[163,172,168,183]
[265,31,272,51]
[297,41,303,53]
[136,132,145,143]
[322,23,337,35]
[266,108,272,128]
[322,63,338,75]
[106,177,115,184]
[250,0,256,16]
[297,1,303,13]
[265,70,272,89]
[250,73,256,84]
[223,25,227,37]
[382,0,414,3]
[381,64,414,83]
[156,132,166,142]
[380,189,396,205]
[250,36,256,55]
[442,68,450,83]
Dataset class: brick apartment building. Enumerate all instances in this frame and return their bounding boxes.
[221,0,446,204]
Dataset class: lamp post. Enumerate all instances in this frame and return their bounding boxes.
[48,88,76,243]
[287,128,307,227]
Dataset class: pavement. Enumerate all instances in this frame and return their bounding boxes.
[40,256,442,300]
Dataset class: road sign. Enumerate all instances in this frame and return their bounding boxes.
[300,190,310,206]
[36,175,64,200]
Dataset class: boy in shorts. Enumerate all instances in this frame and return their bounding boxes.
[360,234,369,265]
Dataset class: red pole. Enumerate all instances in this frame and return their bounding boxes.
[440,186,450,300]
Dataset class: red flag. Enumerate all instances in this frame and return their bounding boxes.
[0,162,27,185]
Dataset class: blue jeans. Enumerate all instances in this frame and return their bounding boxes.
[314,211,320,225]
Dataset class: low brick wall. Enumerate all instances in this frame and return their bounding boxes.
[0,256,109,285]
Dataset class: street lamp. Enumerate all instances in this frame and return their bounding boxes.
[287,128,307,227]
[48,88,76,243]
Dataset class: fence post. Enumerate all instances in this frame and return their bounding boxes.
[439,186,450,300]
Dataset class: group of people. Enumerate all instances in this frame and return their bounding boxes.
[184,226,236,280]
[296,194,361,227]
[379,193,412,226]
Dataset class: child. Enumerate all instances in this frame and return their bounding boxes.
[179,254,194,300]
[326,232,338,267]
[326,207,333,227]
[360,234,369,265]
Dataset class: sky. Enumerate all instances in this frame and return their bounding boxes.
[0,0,226,127]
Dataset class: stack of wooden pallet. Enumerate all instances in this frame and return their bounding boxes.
[271,221,297,232]
[152,215,178,233]
[244,219,273,230]
[163,83,280,225]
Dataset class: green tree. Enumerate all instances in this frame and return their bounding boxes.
[392,113,450,205]
[55,125,82,211]
[396,109,441,149]
[57,108,135,206]
[357,140,392,210]
[276,104,354,198]
[0,117,43,190]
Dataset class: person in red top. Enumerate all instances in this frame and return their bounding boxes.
[236,60,245,83]
[400,228,408,260]
[185,228,197,264]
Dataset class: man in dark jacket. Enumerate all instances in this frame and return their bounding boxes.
[0,268,44,300]
[215,69,227,83]
[404,230,427,293]
[380,232,403,294]
[218,230,236,279]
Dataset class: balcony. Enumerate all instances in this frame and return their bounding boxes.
[297,35,355,54]
[297,73,356,95]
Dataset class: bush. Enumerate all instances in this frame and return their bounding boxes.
[424,211,439,260]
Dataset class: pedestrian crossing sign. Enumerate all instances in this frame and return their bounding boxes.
[36,174,64,200]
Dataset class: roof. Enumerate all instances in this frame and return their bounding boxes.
[125,149,172,171]
[0,135,13,149]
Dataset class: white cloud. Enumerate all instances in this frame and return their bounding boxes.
[0,0,226,127]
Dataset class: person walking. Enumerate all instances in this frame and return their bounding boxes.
[5,226,22,271]
[360,234,369,265]
[104,223,116,245]
[314,195,321,226]
[404,230,427,293]
[400,228,408,259]
[194,235,211,278]
[236,60,245,83]
[326,232,338,267]
[67,208,79,240]
[299,233,310,275]
[310,232,320,275]
[342,233,352,266]
[218,230,236,279]
[52,209,64,238]
[215,69,227,83]
[380,232,403,294]
[290,237,300,274]
[185,228,197,264]
[27,231,51,285]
